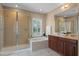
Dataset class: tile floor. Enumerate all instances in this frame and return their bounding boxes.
[0,37,60,56]
[9,48,60,56]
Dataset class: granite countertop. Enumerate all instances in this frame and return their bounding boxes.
[49,34,79,40]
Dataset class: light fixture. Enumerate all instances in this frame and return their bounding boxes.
[64,4,68,8]
[62,4,69,9]
[40,9,42,11]
[16,5,18,7]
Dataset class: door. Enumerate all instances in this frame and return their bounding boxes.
[48,35,52,48]
[52,36,58,51]
[57,38,64,55]
[17,12,29,49]
[64,42,77,56]
[32,18,42,37]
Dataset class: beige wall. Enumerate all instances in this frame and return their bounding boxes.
[46,3,79,34]
[46,13,55,34]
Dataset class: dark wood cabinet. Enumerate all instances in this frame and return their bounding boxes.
[64,40,78,56]
[51,36,57,51]
[48,36,52,48]
[48,35,78,56]
[57,38,64,55]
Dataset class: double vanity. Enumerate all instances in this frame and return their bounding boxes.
[48,34,79,56]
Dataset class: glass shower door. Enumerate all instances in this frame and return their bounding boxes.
[17,12,29,49]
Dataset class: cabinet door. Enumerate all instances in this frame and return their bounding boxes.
[51,36,58,51]
[64,42,77,56]
[48,36,52,48]
[48,36,57,50]
[57,38,64,55]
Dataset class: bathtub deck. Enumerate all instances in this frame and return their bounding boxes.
[30,36,48,42]
[30,36,48,51]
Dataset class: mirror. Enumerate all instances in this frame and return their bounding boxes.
[55,7,79,35]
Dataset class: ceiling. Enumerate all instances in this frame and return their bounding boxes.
[56,7,78,17]
[3,3,63,13]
